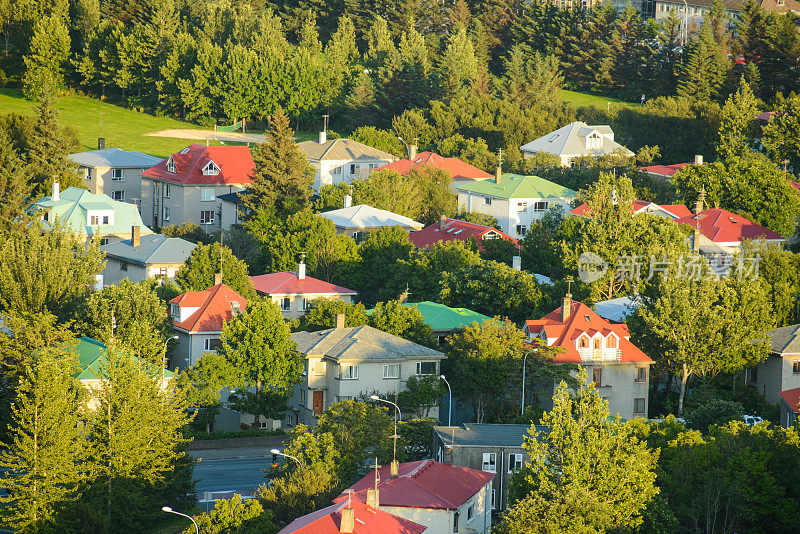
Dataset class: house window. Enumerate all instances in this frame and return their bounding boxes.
[112,190,124,201]
[368,163,376,171]
[204,338,223,351]
[482,452,496,472]
[170,303,179,318]
[120,260,128,271]
[533,201,549,212]
[634,398,646,416]
[416,361,436,375]
[332,165,342,175]
[230,301,242,316]
[467,504,474,522]
[517,202,528,212]
[103,215,109,225]
[383,364,400,379]
[592,368,602,387]
[491,489,496,509]
[636,367,647,382]
[111,168,124,181]
[281,297,290,311]
[157,267,168,278]
[163,206,170,221]
[593,338,601,351]
[200,210,215,225]
[202,161,219,175]
[350,164,357,175]
[302,298,310,311]
[515,225,527,236]
[84,168,92,181]
[100,238,109,246]
[607,336,617,349]
[484,197,492,206]
[579,336,588,349]
[793,361,800,374]
[166,157,176,173]
[90,215,100,225]
[339,364,358,380]
[164,184,171,198]
[509,453,523,472]
[313,361,325,376]
[201,187,215,202]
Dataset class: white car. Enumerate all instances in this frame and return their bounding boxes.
[743,415,764,426]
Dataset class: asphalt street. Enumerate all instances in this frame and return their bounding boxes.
[193,457,272,496]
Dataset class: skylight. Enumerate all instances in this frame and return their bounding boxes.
[548,134,559,142]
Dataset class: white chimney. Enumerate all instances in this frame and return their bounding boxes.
[297,260,306,280]
[52,182,60,201]
[512,256,522,271]
[319,131,327,144]
[694,155,703,165]
[94,274,104,291]
[343,194,352,208]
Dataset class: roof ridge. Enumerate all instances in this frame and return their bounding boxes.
[141,234,168,263]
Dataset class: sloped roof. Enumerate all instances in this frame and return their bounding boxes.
[454,174,577,200]
[318,204,423,231]
[570,200,692,220]
[639,163,694,177]
[779,387,800,414]
[768,324,800,355]
[375,151,492,181]
[593,296,642,323]
[170,284,248,333]
[100,234,196,265]
[408,218,518,251]
[251,271,357,297]
[520,121,634,158]
[524,300,653,364]
[399,301,492,332]
[434,423,543,448]
[335,460,494,511]
[278,500,426,534]
[297,138,396,162]
[36,187,153,237]
[142,144,254,186]
[72,337,174,381]
[70,148,162,168]
[674,209,785,244]
[292,325,444,362]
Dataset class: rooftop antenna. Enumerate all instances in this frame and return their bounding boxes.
[322,114,329,133]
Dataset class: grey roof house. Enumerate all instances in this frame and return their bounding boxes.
[289,316,445,426]
[99,226,196,285]
[318,197,422,241]
[747,323,800,408]
[297,132,398,191]
[520,121,634,167]
[70,147,162,204]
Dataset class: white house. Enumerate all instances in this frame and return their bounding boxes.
[454,172,578,239]
[318,196,423,241]
[520,121,634,167]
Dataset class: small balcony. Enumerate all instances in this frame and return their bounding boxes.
[578,348,621,362]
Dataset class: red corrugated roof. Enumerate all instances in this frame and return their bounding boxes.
[142,144,254,186]
[570,200,692,219]
[278,500,426,534]
[250,272,357,296]
[779,387,800,413]
[791,181,800,191]
[335,460,494,511]
[409,218,518,251]
[673,208,785,244]
[638,163,693,177]
[375,151,492,182]
[170,283,248,332]
[524,300,653,364]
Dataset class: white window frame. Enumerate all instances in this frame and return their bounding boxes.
[383,364,400,379]
[509,453,523,472]
[112,190,124,201]
[281,297,291,311]
[416,361,436,375]
[166,157,176,173]
[350,163,358,175]
[332,165,342,175]
[164,183,171,198]
[517,202,528,212]
[84,168,92,181]
[467,503,474,522]
[339,364,358,380]
[170,303,179,318]
[111,168,124,181]
[163,206,170,222]
[533,201,549,212]
[202,160,219,176]
[482,452,496,472]
[313,360,325,376]
[204,338,222,351]
[484,197,492,206]
[200,210,215,225]
[201,187,216,202]
[302,297,310,311]
[516,225,527,236]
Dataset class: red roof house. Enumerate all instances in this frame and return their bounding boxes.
[779,386,800,428]
[278,499,426,534]
[142,144,254,186]
[375,151,492,182]
[639,155,704,180]
[570,200,692,220]
[673,208,785,248]
[409,217,518,251]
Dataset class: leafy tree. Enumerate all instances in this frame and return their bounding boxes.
[351,169,422,220]
[396,376,442,419]
[742,241,800,327]
[218,299,303,427]
[349,226,414,305]
[297,298,368,331]
[22,14,70,99]
[0,130,32,232]
[188,494,276,534]
[227,388,290,426]
[177,352,232,435]
[716,77,760,159]
[161,222,216,245]
[313,182,351,213]
[499,370,658,534]
[480,236,518,265]
[26,97,82,198]
[685,399,744,433]
[762,93,800,172]
[349,126,404,157]
[390,240,482,302]
[174,242,256,300]
[0,343,87,533]
[368,300,436,347]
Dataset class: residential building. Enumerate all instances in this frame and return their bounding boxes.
[779,387,800,428]
[639,155,704,181]
[434,423,541,512]
[278,499,427,534]
[334,460,494,534]
[391,301,492,343]
[169,279,249,368]
[524,293,654,420]
[520,122,634,167]
[593,295,643,323]
[375,149,493,185]
[216,191,245,231]
[34,184,154,245]
[290,317,445,426]
[70,147,162,204]
[99,226,196,285]
[675,207,786,254]
[297,132,397,191]
[409,217,519,251]
[748,324,800,408]
[319,197,423,241]
[140,144,254,230]
[570,200,692,221]
[651,0,800,28]
[251,261,358,320]
[454,173,578,239]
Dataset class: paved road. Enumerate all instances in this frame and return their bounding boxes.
[193,457,272,496]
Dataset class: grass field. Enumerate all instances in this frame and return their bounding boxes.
[561,89,632,109]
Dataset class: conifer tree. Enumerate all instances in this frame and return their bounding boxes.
[656,9,683,93]
[0,129,32,232]
[242,108,314,219]
[26,96,82,198]
[22,14,70,99]
[437,25,479,99]
[174,242,256,300]
[716,77,760,160]
[677,24,730,102]
[0,342,87,533]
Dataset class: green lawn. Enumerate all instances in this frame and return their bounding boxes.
[0,89,209,158]
[561,89,632,109]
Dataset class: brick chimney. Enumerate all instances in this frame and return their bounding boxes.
[131,226,141,247]
[335,313,346,329]
[561,292,572,323]
[340,507,355,533]
[214,272,222,286]
[366,488,379,509]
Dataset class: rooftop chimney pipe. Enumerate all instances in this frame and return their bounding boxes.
[52,182,60,201]
[131,226,141,247]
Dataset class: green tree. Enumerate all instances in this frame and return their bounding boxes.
[762,93,800,172]
[297,299,368,331]
[685,399,744,433]
[26,97,82,198]
[351,169,423,221]
[174,242,256,300]
[367,300,436,347]
[437,25,479,99]
[716,77,760,159]
[176,352,232,435]
[349,226,414,305]
[243,109,315,218]
[499,370,659,534]
[396,376,442,419]
[0,130,32,232]
[498,46,563,109]
[391,240,482,302]
[22,14,70,99]
[677,24,730,102]
[218,299,303,427]
[0,343,87,533]
[349,126,404,157]
[189,494,276,534]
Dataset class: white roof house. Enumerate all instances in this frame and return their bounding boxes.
[318,202,422,239]
[520,122,634,167]
[70,148,162,169]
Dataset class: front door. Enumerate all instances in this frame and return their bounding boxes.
[313,390,324,415]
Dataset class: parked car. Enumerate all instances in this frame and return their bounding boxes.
[743,415,764,426]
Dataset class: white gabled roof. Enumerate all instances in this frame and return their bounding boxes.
[318,204,423,231]
[520,121,634,158]
[70,148,162,168]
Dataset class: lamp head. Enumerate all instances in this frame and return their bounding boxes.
[440,374,445,379]
[171,335,179,340]
[370,395,380,401]
[270,448,280,455]
[162,506,173,512]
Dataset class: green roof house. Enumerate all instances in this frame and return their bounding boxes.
[35,184,154,245]
[454,173,577,239]
[368,301,492,342]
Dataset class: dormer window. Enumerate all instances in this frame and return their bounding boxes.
[166,157,176,173]
[579,336,588,349]
[170,303,179,318]
[607,336,617,349]
[231,301,242,316]
[202,160,220,176]
[587,132,602,149]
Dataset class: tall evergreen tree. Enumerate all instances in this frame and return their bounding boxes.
[677,23,730,102]
[0,129,32,232]
[716,77,760,160]
[656,9,683,94]
[21,14,70,99]
[26,96,82,198]
[437,25,480,99]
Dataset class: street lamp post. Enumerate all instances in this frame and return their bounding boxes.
[162,335,179,377]
[440,375,452,427]
[370,396,401,464]
[521,349,537,415]
[162,506,199,534]
[270,448,302,467]
[396,137,410,158]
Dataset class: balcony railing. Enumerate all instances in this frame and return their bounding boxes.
[577,348,621,362]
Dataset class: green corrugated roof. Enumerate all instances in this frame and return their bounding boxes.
[366,301,491,332]
[36,187,152,236]
[454,174,577,199]
[71,337,174,380]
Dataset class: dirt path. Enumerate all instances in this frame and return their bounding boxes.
[144,128,266,144]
